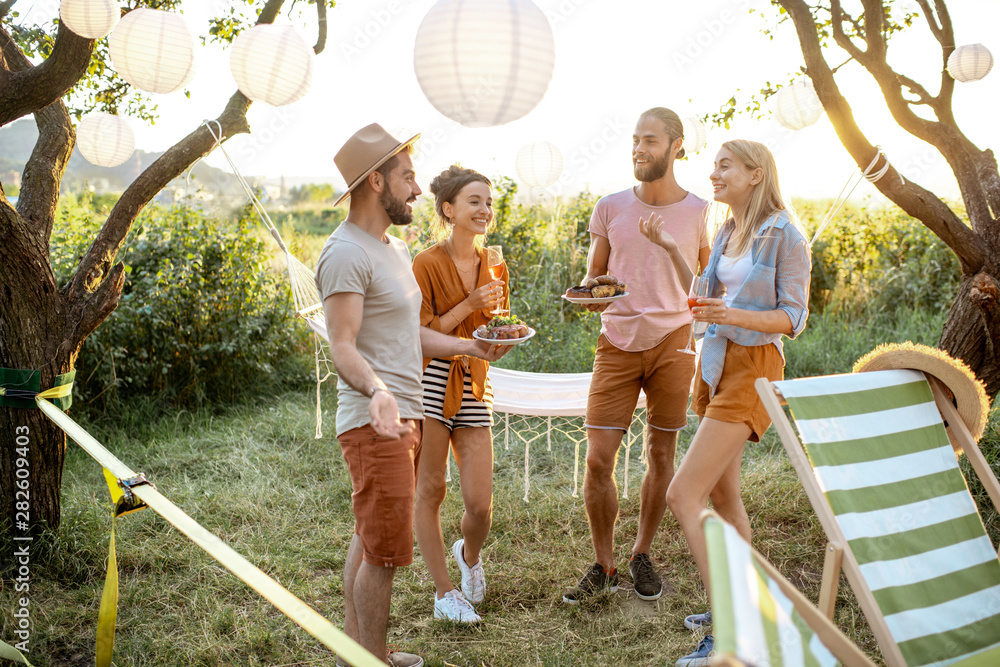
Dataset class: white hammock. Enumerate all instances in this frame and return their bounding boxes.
[308,314,656,500]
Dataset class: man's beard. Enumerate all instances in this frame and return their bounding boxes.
[379,189,413,226]
[634,152,671,182]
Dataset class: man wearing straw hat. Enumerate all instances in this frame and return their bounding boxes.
[316,124,506,666]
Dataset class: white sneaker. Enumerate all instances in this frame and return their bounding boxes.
[452,538,486,604]
[433,589,482,623]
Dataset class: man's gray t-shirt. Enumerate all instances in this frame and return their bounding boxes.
[315,222,423,436]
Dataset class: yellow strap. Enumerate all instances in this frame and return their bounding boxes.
[95,519,118,667]
[35,397,383,667]
[103,467,125,505]
[36,383,72,400]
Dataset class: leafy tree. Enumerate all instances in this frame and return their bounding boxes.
[715,1,999,398]
[0,0,329,537]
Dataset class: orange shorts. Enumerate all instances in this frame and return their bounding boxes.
[692,340,784,442]
[337,420,422,567]
[586,327,696,431]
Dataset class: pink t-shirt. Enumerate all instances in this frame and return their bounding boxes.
[588,188,710,351]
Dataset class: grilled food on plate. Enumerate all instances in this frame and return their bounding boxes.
[564,275,627,299]
[475,315,530,340]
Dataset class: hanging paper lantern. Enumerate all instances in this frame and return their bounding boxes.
[773,79,822,131]
[230,24,314,106]
[77,112,134,167]
[947,44,993,82]
[60,0,120,39]
[108,8,196,94]
[681,117,707,154]
[413,0,555,128]
[516,142,563,188]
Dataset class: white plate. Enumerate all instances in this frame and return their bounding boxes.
[561,292,629,304]
[473,327,536,346]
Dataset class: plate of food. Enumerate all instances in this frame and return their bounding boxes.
[562,275,629,304]
[473,315,536,345]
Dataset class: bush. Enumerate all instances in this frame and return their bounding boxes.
[51,199,311,414]
[799,199,961,318]
[786,199,962,377]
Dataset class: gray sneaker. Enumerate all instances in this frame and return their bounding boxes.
[684,610,712,630]
[387,650,424,667]
[629,552,663,601]
[562,563,619,604]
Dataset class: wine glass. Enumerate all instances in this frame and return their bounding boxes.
[486,245,505,315]
[678,275,710,355]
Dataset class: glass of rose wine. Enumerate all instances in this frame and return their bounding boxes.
[486,245,505,315]
[678,275,710,355]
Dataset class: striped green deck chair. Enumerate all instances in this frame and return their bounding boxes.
[702,510,875,667]
[756,369,1000,667]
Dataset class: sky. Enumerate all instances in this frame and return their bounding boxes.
[16,0,1000,205]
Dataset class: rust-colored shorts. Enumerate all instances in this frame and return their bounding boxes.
[337,420,422,567]
[586,327,696,431]
[692,340,784,442]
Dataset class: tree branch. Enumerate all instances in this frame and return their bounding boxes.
[62,0,292,340]
[830,1,868,62]
[0,1,16,22]
[826,1,991,228]
[313,0,327,55]
[860,0,887,60]
[778,0,987,274]
[65,92,253,307]
[895,73,936,106]
[17,100,74,251]
[0,23,95,127]
[256,0,286,25]
[925,0,957,128]
[914,0,945,43]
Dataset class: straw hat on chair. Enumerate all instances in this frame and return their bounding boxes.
[854,341,990,446]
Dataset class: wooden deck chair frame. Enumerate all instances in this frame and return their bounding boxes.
[755,373,1000,667]
[701,509,876,667]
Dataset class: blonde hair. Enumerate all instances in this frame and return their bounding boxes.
[639,107,686,159]
[718,139,799,257]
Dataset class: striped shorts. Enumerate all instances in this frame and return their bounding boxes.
[421,358,495,430]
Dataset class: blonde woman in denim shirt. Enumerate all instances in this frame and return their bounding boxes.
[643,140,810,666]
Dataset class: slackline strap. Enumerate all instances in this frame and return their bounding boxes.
[32,397,383,667]
[0,368,75,411]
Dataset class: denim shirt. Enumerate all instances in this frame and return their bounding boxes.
[699,210,811,396]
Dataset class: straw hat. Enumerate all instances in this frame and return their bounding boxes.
[853,341,989,444]
[333,123,420,206]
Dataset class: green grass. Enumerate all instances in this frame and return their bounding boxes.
[0,384,912,667]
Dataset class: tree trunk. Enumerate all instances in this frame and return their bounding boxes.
[0,207,76,539]
[941,272,1000,397]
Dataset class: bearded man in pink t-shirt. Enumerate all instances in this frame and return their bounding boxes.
[562,107,711,605]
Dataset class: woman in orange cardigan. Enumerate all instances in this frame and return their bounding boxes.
[412,165,508,624]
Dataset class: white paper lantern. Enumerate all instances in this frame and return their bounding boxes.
[516,142,563,189]
[60,0,120,39]
[413,0,555,128]
[681,117,707,154]
[230,24,314,106]
[108,8,196,94]
[77,112,134,167]
[773,79,822,131]
[947,43,993,82]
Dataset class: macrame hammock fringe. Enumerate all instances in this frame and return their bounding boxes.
[196,122,898,498]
